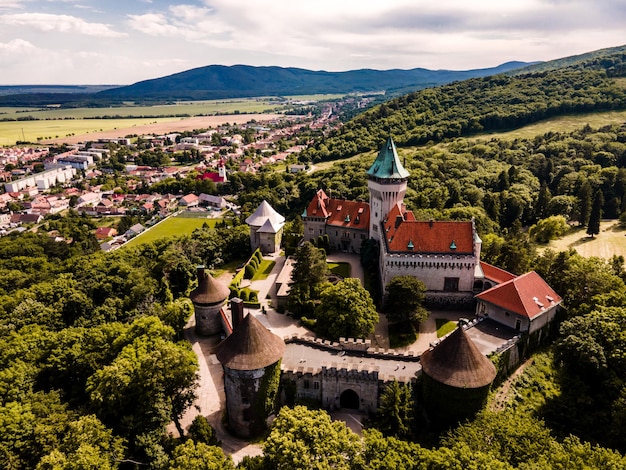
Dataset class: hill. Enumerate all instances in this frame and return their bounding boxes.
[0,62,530,107]
[301,45,626,162]
[97,62,530,101]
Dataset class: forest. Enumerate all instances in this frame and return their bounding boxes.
[4,49,626,468]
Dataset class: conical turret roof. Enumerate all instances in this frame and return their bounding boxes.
[366,137,410,180]
[420,326,496,389]
[216,313,285,370]
[189,267,230,305]
[245,200,285,227]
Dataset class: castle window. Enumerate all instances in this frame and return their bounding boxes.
[313,381,320,390]
[444,277,459,292]
[304,380,310,389]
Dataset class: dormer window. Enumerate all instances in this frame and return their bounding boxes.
[408,239,414,250]
[450,240,457,250]
[344,214,350,223]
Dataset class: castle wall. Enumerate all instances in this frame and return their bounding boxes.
[223,366,267,438]
[381,252,477,295]
[193,303,225,336]
[259,230,282,254]
[303,217,327,243]
[326,226,368,253]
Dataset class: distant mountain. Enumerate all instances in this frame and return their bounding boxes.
[0,85,119,97]
[97,62,532,101]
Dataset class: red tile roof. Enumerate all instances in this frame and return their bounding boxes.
[383,204,474,254]
[480,261,516,284]
[305,190,369,230]
[476,271,562,319]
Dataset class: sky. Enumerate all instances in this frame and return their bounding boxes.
[0,0,625,85]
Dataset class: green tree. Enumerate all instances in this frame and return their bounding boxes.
[288,242,328,317]
[168,440,234,470]
[86,323,199,442]
[188,415,219,446]
[587,189,603,237]
[528,215,569,243]
[315,278,378,340]
[385,276,428,323]
[578,180,593,226]
[373,381,415,439]
[263,406,362,470]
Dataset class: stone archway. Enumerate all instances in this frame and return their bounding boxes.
[340,389,360,409]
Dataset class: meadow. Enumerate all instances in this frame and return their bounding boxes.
[123,214,219,249]
[541,220,626,259]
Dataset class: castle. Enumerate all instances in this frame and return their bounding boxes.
[304,137,483,306]
[197,137,562,437]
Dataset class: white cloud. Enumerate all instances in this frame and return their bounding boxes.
[0,37,36,54]
[0,12,126,37]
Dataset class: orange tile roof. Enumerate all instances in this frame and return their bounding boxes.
[480,261,516,284]
[305,190,369,230]
[382,204,474,254]
[476,271,562,319]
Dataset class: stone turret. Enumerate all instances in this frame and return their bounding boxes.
[420,325,497,427]
[216,313,285,437]
[189,266,230,336]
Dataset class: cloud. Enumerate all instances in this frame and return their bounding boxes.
[0,12,126,37]
[0,37,36,54]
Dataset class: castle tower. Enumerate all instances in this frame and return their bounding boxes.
[245,200,285,254]
[420,325,497,427]
[367,137,409,242]
[215,313,285,438]
[189,266,230,336]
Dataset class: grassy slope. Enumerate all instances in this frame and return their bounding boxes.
[123,216,218,249]
[539,220,626,259]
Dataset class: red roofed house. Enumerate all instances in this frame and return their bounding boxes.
[475,271,562,333]
[179,194,199,208]
[302,189,370,253]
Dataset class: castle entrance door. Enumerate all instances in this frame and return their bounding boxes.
[340,389,359,409]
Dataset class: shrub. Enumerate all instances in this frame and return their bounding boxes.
[248,291,259,302]
[245,264,256,279]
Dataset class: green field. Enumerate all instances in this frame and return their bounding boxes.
[473,110,626,141]
[123,216,219,249]
[0,117,183,146]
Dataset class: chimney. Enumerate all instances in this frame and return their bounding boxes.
[196,265,206,282]
[230,297,245,330]
[429,219,434,228]
[395,215,403,228]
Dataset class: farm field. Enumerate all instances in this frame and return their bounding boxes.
[0,113,284,147]
[123,215,219,249]
[541,220,626,259]
[0,98,283,121]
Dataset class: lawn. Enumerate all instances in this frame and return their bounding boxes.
[327,261,351,278]
[540,219,626,259]
[436,319,457,338]
[251,259,276,281]
[123,216,219,249]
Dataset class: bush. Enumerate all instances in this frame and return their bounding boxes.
[188,415,219,446]
[301,316,317,330]
[248,291,258,302]
[245,264,256,279]
[239,289,249,301]
[229,287,240,299]
[254,249,263,263]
